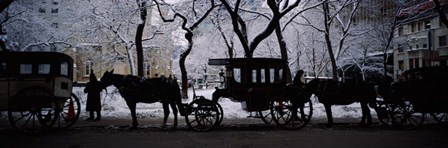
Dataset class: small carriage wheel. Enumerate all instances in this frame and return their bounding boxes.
[401,101,425,128]
[377,101,395,127]
[52,93,81,128]
[185,99,219,132]
[431,113,448,124]
[270,99,313,130]
[258,104,274,125]
[8,87,55,133]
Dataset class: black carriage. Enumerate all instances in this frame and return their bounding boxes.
[184,58,312,131]
[0,52,81,132]
[377,66,448,127]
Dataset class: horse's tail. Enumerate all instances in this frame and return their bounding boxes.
[170,80,185,116]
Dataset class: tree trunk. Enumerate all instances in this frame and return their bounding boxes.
[180,32,194,99]
[135,1,147,77]
[0,0,13,13]
[275,26,288,60]
[323,2,338,80]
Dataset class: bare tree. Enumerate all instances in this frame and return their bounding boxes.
[219,0,301,58]
[154,0,218,99]
[135,0,148,77]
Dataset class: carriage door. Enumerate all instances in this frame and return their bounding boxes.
[247,68,269,111]
[0,61,8,110]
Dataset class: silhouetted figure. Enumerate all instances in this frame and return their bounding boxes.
[293,70,305,88]
[84,69,103,121]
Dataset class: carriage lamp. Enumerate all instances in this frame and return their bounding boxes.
[219,69,226,88]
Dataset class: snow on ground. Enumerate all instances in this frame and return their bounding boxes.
[73,86,376,120]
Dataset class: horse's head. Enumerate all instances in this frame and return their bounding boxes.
[100,69,115,87]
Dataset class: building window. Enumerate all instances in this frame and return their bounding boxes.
[51,8,58,13]
[51,23,58,28]
[38,8,46,13]
[423,44,427,48]
[415,58,420,68]
[398,44,403,52]
[398,60,404,71]
[85,60,93,76]
[417,22,422,31]
[398,27,403,36]
[52,1,59,5]
[411,23,416,32]
[409,59,414,70]
[425,20,431,29]
[439,35,447,47]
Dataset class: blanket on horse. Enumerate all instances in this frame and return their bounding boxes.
[119,76,177,103]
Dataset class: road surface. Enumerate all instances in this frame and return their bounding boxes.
[1,117,448,148]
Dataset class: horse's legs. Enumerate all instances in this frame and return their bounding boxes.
[360,102,372,127]
[162,102,170,128]
[126,101,138,129]
[324,104,333,127]
[170,102,178,128]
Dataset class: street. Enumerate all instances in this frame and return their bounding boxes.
[1,117,448,148]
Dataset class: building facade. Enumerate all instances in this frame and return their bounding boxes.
[393,0,448,81]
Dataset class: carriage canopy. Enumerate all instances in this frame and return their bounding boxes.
[0,52,74,110]
[208,58,291,111]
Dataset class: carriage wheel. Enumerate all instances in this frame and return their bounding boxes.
[271,100,313,130]
[259,110,274,125]
[52,94,81,128]
[401,101,425,128]
[377,101,395,127]
[185,99,219,132]
[212,101,224,126]
[8,87,55,133]
[432,113,448,124]
[259,102,274,125]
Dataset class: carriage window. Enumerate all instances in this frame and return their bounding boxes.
[61,62,68,76]
[270,69,275,83]
[0,63,6,74]
[260,69,266,83]
[233,68,241,83]
[38,64,51,74]
[252,69,257,83]
[20,64,32,74]
[279,69,283,81]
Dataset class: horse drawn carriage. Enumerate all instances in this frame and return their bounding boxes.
[203,58,313,130]
[0,52,81,132]
[99,58,312,131]
[377,66,448,127]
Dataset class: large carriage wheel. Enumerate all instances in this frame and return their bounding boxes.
[52,93,81,128]
[8,87,55,133]
[185,98,219,132]
[213,101,224,126]
[401,101,425,128]
[271,99,312,130]
[432,113,448,124]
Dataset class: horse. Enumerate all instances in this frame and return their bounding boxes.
[305,78,378,127]
[100,70,182,129]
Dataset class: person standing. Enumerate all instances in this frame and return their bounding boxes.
[84,69,103,121]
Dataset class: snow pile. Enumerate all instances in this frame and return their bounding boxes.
[73,86,374,119]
